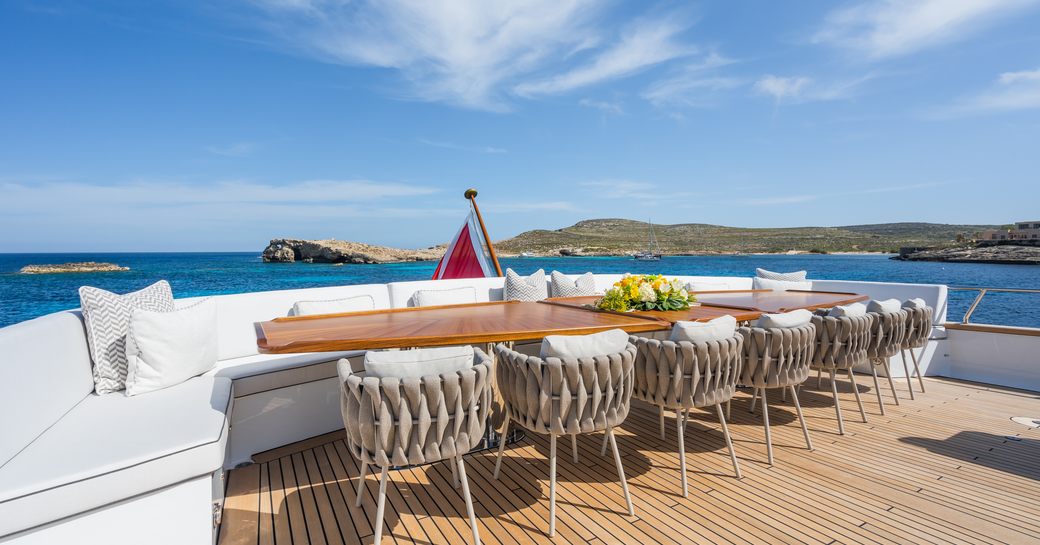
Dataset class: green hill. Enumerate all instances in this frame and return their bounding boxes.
[495,219,996,255]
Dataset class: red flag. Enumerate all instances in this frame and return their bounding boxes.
[433,206,500,279]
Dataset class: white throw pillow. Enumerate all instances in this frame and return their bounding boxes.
[756,309,813,329]
[504,268,548,301]
[79,280,176,394]
[292,295,375,316]
[540,328,629,359]
[670,315,738,343]
[550,271,597,297]
[902,298,927,310]
[828,302,867,318]
[412,286,478,307]
[125,298,218,396]
[867,299,902,313]
[686,282,731,292]
[752,276,812,292]
[363,345,475,379]
[756,268,807,281]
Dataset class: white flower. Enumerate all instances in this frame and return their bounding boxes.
[670,279,684,293]
[638,283,657,302]
[679,288,689,299]
[658,282,671,295]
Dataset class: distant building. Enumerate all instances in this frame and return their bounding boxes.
[978,221,1040,241]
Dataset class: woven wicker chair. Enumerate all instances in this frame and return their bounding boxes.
[492,343,636,537]
[901,303,934,397]
[866,310,909,415]
[626,333,744,496]
[738,324,816,465]
[810,313,874,435]
[338,350,493,545]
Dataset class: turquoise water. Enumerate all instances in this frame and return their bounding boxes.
[0,253,1037,329]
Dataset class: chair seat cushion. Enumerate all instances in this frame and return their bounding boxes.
[756,309,813,329]
[540,328,629,359]
[0,376,232,538]
[363,346,475,379]
[670,315,737,343]
[828,302,867,317]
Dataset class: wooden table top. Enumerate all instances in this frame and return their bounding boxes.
[691,289,868,313]
[256,300,671,353]
[541,296,764,324]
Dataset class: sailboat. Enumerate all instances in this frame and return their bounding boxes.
[633,219,663,260]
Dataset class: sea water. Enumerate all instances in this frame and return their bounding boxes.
[0,253,1036,329]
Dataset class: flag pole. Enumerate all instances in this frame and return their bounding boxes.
[465,188,503,277]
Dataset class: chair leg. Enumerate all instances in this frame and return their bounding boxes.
[571,434,579,465]
[760,389,773,465]
[884,359,900,406]
[900,350,916,400]
[600,428,610,456]
[373,466,389,545]
[848,369,868,423]
[493,414,511,480]
[355,462,368,507]
[676,410,688,497]
[726,399,732,421]
[910,348,926,393]
[750,388,759,414]
[790,385,813,451]
[548,434,557,538]
[870,362,886,416]
[450,456,459,489]
[607,429,635,516]
[659,406,666,440]
[715,403,742,479]
[457,456,480,545]
[683,408,690,435]
[829,370,845,435]
[817,368,822,389]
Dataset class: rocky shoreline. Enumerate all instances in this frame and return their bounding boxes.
[19,262,130,274]
[262,239,443,264]
[893,245,1040,265]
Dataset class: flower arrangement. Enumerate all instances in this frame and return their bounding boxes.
[596,274,696,312]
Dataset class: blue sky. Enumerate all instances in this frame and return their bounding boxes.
[1,0,1039,252]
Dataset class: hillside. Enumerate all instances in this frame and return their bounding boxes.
[495,219,998,255]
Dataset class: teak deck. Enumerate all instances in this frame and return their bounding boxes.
[256,301,669,353]
[219,377,1040,545]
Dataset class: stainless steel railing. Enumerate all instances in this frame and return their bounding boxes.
[948,287,1040,324]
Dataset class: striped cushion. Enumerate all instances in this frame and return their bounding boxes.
[550,271,597,297]
[504,268,547,301]
[79,280,176,394]
[755,268,807,282]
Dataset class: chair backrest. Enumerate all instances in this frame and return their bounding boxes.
[866,310,908,359]
[338,350,492,467]
[630,334,744,410]
[738,324,816,388]
[494,343,635,436]
[0,311,95,467]
[811,314,874,370]
[903,306,933,349]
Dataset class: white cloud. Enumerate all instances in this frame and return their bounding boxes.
[483,201,579,213]
[578,98,624,115]
[641,52,742,107]
[754,75,811,102]
[242,1,698,111]
[933,68,1040,117]
[205,142,258,157]
[813,0,1039,60]
[513,16,696,97]
[418,138,507,154]
[579,180,659,200]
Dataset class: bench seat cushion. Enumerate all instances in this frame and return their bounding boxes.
[209,351,362,396]
[0,376,232,539]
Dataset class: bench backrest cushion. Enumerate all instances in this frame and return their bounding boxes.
[0,312,94,468]
[387,277,506,308]
[180,284,392,361]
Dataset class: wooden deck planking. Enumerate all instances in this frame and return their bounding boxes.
[220,377,1040,545]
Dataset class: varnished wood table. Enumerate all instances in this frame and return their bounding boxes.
[692,289,868,313]
[256,300,670,354]
[541,296,764,323]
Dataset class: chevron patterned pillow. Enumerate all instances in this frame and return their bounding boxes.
[755,268,807,282]
[550,271,597,297]
[504,268,548,301]
[79,280,176,394]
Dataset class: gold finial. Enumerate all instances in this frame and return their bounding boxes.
[464,188,478,199]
